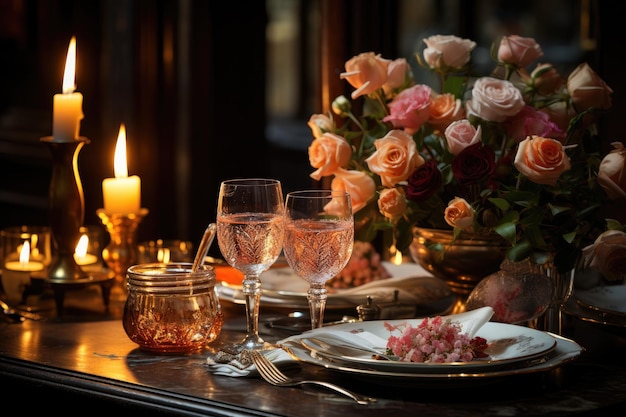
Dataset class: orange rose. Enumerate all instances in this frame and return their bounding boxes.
[365,130,425,187]
[598,142,626,200]
[582,230,626,282]
[428,93,465,131]
[514,135,571,186]
[378,188,407,220]
[567,62,613,112]
[308,133,352,181]
[444,197,474,231]
[497,35,543,68]
[330,169,376,213]
[307,114,334,138]
[340,52,390,99]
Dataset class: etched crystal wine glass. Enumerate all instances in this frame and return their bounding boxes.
[216,178,285,351]
[283,190,354,329]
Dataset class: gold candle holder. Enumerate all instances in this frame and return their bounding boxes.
[97,208,149,293]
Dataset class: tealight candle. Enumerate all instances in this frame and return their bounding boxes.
[52,37,84,141]
[73,235,98,266]
[102,124,142,213]
[2,241,43,304]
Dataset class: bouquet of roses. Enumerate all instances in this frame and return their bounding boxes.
[306,34,626,275]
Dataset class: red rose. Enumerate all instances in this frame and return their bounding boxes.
[451,143,495,186]
[406,160,441,202]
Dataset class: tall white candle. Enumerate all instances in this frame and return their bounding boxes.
[53,37,84,141]
[102,124,142,213]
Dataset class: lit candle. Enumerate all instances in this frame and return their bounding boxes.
[74,235,98,266]
[102,124,142,213]
[52,37,84,141]
[2,241,44,304]
[4,241,44,272]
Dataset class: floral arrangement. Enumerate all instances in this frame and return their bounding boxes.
[384,316,488,363]
[328,240,391,289]
[306,34,626,274]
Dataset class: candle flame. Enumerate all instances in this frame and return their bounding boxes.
[75,235,89,258]
[62,37,77,94]
[19,241,31,264]
[114,124,129,178]
[157,248,171,263]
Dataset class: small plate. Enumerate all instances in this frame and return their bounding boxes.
[574,285,626,317]
[283,321,557,374]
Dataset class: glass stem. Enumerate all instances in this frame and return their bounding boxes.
[307,283,328,329]
[241,274,264,347]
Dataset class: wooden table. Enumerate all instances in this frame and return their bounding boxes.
[1,283,626,416]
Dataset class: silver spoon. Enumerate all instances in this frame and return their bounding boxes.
[192,223,217,272]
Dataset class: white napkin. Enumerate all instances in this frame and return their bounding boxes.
[279,306,494,354]
[206,348,296,377]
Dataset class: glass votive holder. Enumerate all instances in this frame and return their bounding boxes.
[137,239,194,264]
[1,226,51,304]
[74,225,107,273]
[123,263,223,353]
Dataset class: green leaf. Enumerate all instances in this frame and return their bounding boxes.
[494,222,517,244]
[488,197,511,211]
[549,204,572,216]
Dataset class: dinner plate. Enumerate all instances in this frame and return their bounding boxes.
[216,262,455,313]
[281,333,582,387]
[574,285,626,317]
[282,321,557,374]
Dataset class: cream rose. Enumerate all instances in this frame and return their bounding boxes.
[567,62,613,112]
[444,119,481,155]
[307,114,334,138]
[330,169,376,213]
[428,93,465,131]
[497,35,543,68]
[598,142,626,200]
[444,197,474,231]
[308,132,352,181]
[514,135,571,186]
[340,52,390,99]
[582,229,626,282]
[422,35,476,69]
[383,58,411,94]
[466,77,525,123]
[365,129,425,187]
[378,188,407,220]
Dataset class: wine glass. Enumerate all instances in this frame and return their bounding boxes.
[283,190,354,329]
[216,178,285,351]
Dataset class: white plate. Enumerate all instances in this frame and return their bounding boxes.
[216,262,454,311]
[281,333,581,387]
[282,321,557,374]
[574,285,626,317]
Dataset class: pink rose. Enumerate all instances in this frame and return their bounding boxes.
[514,135,571,186]
[428,93,465,131]
[497,35,543,68]
[378,188,407,220]
[444,119,481,155]
[539,101,577,134]
[466,77,525,123]
[582,230,626,282]
[330,169,376,213]
[365,129,425,187]
[507,105,564,142]
[598,142,626,200]
[383,84,432,134]
[444,197,474,231]
[422,35,476,70]
[383,58,412,94]
[340,52,390,99]
[526,63,564,96]
[567,62,613,112]
[307,114,334,138]
[308,132,352,181]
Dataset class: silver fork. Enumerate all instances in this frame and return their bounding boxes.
[248,350,376,405]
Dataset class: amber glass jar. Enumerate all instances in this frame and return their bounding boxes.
[123,263,223,353]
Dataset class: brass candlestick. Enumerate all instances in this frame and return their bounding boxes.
[41,136,89,281]
[97,208,149,293]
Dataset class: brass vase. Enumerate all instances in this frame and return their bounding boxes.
[409,227,508,311]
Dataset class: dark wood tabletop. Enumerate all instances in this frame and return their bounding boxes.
[1,282,626,417]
